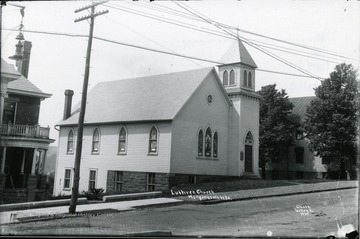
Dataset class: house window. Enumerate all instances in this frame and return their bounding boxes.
[114,171,123,192]
[213,131,218,158]
[248,72,252,87]
[205,127,212,157]
[64,168,72,190]
[243,70,247,86]
[3,101,16,124]
[322,156,331,164]
[118,127,127,154]
[92,128,100,154]
[189,175,197,184]
[198,129,204,157]
[230,69,235,85]
[67,129,74,154]
[295,147,304,164]
[296,127,303,140]
[149,126,158,154]
[223,70,229,86]
[147,173,155,191]
[89,170,97,190]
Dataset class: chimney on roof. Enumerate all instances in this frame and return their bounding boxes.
[63,89,74,120]
[16,41,32,78]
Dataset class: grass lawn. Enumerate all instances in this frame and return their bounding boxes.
[169,178,335,194]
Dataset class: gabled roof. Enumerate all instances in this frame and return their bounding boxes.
[1,58,51,99]
[288,96,315,123]
[1,58,22,80]
[219,39,257,68]
[58,67,223,126]
[8,75,52,99]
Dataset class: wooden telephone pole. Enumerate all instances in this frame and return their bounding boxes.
[69,1,108,214]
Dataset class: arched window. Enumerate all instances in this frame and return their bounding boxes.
[248,71,252,87]
[118,127,127,154]
[205,127,212,157]
[67,129,74,153]
[243,70,247,86]
[230,69,235,85]
[245,131,253,145]
[213,131,218,158]
[198,129,204,157]
[223,70,229,86]
[92,128,100,154]
[149,126,158,154]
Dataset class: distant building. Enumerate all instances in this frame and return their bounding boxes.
[269,96,344,179]
[54,39,261,196]
[0,43,55,203]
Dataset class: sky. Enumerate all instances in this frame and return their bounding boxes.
[2,0,359,144]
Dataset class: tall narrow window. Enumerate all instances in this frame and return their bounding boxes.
[92,128,100,154]
[3,101,16,124]
[114,171,123,192]
[205,127,212,157]
[213,131,218,158]
[64,169,72,190]
[147,173,155,191]
[295,147,304,164]
[198,129,204,157]
[118,127,127,154]
[149,126,158,154]
[67,129,74,154]
[89,170,97,190]
[223,70,229,86]
[248,72,252,87]
[243,70,248,86]
[230,69,235,85]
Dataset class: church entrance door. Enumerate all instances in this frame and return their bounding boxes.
[244,132,253,173]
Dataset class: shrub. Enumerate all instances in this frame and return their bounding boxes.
[83,188,105,200]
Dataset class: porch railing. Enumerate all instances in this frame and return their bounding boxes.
[0,124,50,139]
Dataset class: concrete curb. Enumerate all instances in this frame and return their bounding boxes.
[190,186,358,205]
[0,198,88,212]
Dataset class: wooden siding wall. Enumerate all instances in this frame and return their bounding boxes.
[54,122,172,195]
[170,73,231,176]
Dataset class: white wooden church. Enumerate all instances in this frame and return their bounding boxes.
[53,39,261,195]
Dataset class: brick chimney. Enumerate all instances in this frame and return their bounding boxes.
[16,41,32,78]
[63,89,74,120]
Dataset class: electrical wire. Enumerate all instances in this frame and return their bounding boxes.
[2,27,326,80]
[173,1,323,81]
[105,2,357,65]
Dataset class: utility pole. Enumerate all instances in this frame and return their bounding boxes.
[69,1,108,214]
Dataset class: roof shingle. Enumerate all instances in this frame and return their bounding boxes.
[58,67,215,126]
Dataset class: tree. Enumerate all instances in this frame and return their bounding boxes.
[303,63,359,179]
[258,84,295,178]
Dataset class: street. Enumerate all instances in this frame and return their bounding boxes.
[1,188,358,237]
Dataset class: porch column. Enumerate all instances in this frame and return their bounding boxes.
[41,149,47,175]
[31,148,38,175]
[20,149,26,174]
[1,147,6,174]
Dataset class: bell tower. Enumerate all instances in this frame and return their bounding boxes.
[218,38,260,178]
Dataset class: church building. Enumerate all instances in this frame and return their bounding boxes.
[53,40,261,195]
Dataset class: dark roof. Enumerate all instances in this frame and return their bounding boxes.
[58,67,226,126]
[1,58,51,98]
[8,75,52,98]
[219,39,257,68]
[288,96,315,123]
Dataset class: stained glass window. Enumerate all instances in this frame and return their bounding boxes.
[149,126,158,153]
[205,127,212,157]
[67,129,74,153]
[198,129,203,157]
[92,128,100,153]
[118,127,127,154]
[213,131,218,158]
[230,69,235,85]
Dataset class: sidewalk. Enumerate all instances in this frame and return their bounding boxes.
[0,180,357,225]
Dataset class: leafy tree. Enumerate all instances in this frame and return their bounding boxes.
[303,63,359,179]
[258,84,295,176]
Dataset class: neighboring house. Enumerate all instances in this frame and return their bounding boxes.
[53,40,261,196]
[270,96,339,179]
[0,43,55,203]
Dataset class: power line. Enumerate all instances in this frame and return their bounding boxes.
[105,2,357,64]
[2,27,326,80]
[132,1,357,62]
[173,1,323,81]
